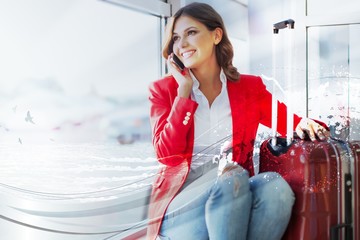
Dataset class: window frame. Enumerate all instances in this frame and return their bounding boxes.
[101,0,171,17]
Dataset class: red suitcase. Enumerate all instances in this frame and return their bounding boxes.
[259,137,356,240]
[259,19,359,240]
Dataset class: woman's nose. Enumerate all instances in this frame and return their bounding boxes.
[178,36,188,48]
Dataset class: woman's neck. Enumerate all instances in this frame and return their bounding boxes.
[191,62,222,107]
[191,62,221,87]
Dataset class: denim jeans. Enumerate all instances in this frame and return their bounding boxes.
[158,165,295,240]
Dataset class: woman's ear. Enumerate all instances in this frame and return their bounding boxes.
[214,27,223,45]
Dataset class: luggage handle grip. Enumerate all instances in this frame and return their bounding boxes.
[273,19,295,34]
[330,223,352,240]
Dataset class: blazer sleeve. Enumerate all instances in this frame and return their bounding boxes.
[255,76,302,136]
[255,77,330,135]
[149,80,198,166]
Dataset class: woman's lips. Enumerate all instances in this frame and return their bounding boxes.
[181,50,196,59]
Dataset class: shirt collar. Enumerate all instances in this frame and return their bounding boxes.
[190,69,227,93]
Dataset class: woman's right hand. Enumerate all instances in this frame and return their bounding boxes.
[167,53,193,98]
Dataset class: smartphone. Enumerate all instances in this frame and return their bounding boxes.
[172,54,185,70]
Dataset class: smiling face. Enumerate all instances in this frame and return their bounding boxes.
[172,15,221,70]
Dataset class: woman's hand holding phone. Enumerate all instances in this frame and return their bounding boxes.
[168,53,193,98]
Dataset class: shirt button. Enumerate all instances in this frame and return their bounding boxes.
[183,120,188,125]
[185,116,190,120]
[186,112,191,116]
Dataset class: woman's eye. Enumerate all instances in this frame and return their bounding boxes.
[188,30,197,36]
[172,36,180,42]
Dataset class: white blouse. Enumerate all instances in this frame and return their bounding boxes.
[189,69,233,170]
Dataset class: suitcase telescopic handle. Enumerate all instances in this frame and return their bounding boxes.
[271,19,295,147]
[273,19,295,34]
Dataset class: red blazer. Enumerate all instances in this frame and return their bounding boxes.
[146,74,302,240]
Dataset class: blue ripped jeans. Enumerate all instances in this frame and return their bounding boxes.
[158,166,295,240]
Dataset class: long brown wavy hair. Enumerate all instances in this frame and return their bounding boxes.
[162,2,240,81]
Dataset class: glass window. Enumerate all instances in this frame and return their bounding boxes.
[307,24,360,141]
[0,0,160,145]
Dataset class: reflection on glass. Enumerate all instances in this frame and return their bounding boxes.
[308,24,360,141]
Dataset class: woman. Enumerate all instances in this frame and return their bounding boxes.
[147,2,329,240]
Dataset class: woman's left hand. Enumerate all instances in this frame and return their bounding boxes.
[295,118,330,141]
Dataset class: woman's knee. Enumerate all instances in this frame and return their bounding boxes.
[250,172,295,212]
[214,164,250,196]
